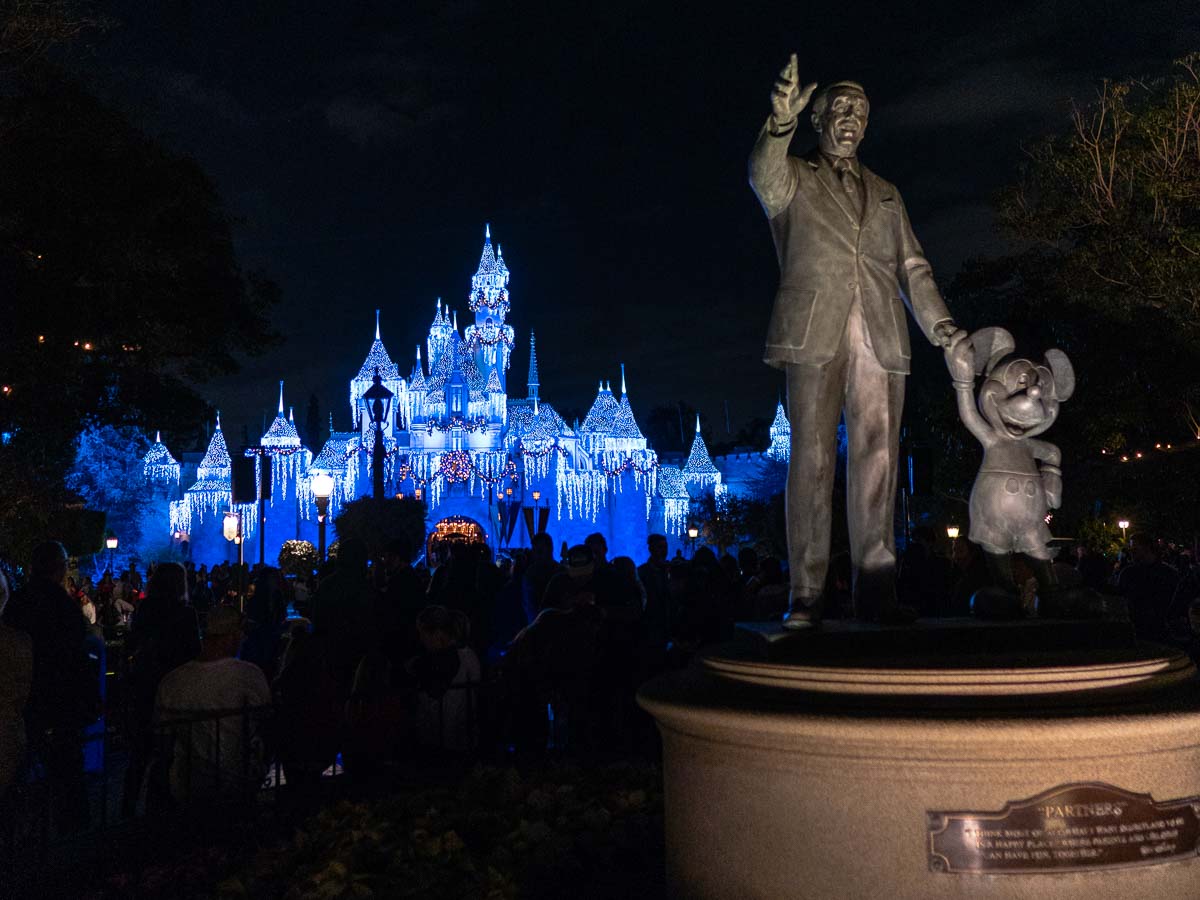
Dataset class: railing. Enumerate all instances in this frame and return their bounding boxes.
[0,680,484,877]
[144,702,279,811]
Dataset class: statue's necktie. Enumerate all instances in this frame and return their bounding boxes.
[833,157,864,221]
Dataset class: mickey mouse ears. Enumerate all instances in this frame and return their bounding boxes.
[969,327,1016,377]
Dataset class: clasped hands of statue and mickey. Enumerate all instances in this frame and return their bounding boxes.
[767,55,1078,619]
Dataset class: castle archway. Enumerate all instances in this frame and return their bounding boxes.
[427,515,488,567]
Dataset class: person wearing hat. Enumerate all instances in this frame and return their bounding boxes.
[155,605,271,804]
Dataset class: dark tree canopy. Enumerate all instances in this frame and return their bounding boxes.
[908,54,1200,540]
[0,62,279,565]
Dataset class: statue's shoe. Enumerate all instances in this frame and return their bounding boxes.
[782,604,820,630]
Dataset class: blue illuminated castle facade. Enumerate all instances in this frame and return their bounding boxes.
[143,227,791,566]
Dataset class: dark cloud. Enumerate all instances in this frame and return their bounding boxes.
[324,95,416,146]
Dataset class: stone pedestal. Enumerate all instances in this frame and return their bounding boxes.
[638,620,1200,899]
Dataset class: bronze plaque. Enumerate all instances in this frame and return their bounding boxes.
[928,783,1200,874]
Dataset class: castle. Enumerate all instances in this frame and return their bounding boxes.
[142,227,790,566]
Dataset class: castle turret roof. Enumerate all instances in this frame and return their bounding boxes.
[142,431,181,482]
[581,381,619,433]
[355,311,400,382]
[683,414,719,476]
[261,382,302,448]
[196,414,231,480]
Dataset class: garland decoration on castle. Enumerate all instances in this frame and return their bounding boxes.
[463,327,514,349]
[427,415,490,435]
[244,446,308,458]
[516,442,569,460]
[597,454,658,478]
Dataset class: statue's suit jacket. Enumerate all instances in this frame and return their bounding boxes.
[749,123,952,374]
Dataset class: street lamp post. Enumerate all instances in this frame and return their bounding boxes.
[504,486,516,549]
[222,510,244,607]
[362,369,394,501]
[1118,519,1130,544]
[105,535,118,575]
[687,524,699,559]
[311,472,335,563]
[946,525,960,557]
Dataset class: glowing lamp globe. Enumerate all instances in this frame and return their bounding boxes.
[311,472,335,501]
[946,526,960,540]
[1118,519,1130,531]
[105,536,118,551]
[687,525,700,540]
[222,512,239,543]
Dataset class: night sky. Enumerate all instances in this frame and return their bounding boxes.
[78,0,1199,445]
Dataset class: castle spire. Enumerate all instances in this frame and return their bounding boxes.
[485,222,491,241]
[684,415,720,481]
[288,405,295,423]
[155,430,161,443]
[375,308,381,340]
[527,331,540,401]
[767,400,792,462]
[620,363,627,397]
[277,380,285,416]
[328,411,334,437]
[215,410,222,430]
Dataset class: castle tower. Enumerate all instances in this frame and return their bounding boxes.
[408,345,427,424]
[463,224,515,392]
[261,381,302,449]
[607,364,648,454]
[767,400,791,462]
[527,331,539,403]
[142,430,181,488]
[427,298,454,371]
[196,411,232,480]
[683,413,722,490]
[352,310,404,438]
[581,378,619,455]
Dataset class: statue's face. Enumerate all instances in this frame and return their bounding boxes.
[816,87,869,158]
[979,358,1060,441]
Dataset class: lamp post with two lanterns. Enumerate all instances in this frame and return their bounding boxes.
[1118,519,1130,545]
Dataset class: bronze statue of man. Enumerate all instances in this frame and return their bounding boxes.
[749,54,966,628]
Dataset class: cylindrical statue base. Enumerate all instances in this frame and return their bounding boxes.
[638,620,1200,899]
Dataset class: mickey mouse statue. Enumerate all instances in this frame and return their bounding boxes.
[945,328,1081,618]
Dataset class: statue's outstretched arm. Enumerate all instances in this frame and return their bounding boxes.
[749,54,815,219]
